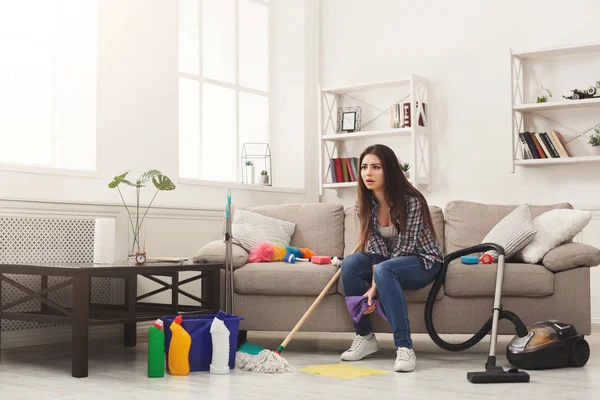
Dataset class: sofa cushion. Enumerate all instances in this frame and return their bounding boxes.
[193,240,248,268]
[336,275,444,302]
[515,209,592,263]
[444,260,554,297]
[542,242,600,272]
[444,200,572,255]
[344,206,359,257]
[232,209,296,252]
[234,262,339,296]
[343,205,445,257]
[247,203,345,258]
[481,204,537,260]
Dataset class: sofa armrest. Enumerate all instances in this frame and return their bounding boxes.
[542,242,600,272]
[192,240,249,269]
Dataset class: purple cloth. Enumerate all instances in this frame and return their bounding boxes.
[345,296,388,324]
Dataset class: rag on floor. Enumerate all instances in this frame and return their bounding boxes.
[344,296,388,324]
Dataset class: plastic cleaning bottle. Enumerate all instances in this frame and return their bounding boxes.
[209,311,231,374]
[148,319,165,378]
[168,315,192,376]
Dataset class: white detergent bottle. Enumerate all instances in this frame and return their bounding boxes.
[209,311,231,374]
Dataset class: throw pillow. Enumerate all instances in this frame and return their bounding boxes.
[192,240,248,268]
[515,209,592,264]
[481,204,537,260]
[232,209,296,252]
[542,242,600,272]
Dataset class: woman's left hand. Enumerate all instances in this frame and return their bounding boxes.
[363,285,378,307]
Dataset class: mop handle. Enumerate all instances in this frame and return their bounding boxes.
[224,188,233,314]
[275,268,341,354]
[225,189,231,219]
[274,245,358,354]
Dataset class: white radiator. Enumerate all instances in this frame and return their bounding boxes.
[0,217,114,332]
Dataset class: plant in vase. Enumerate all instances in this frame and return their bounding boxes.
[108,170,175,263]
[259,169,270,185]
[244,161,255,184]
[589,126,600,153]
[401,162,411,179]
[536,85,553,103]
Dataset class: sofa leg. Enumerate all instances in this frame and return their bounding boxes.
[237,329,248,350]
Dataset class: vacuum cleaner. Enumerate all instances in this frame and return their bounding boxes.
[424,243,590,383]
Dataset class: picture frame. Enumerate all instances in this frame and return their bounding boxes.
[337,106,361,133]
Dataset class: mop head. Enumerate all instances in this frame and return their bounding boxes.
[236,349,295,373]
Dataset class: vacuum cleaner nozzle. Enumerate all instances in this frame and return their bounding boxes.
[467,356,530,383]
[467,366,530,383]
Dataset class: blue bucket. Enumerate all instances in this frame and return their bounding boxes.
[162,312,244,372]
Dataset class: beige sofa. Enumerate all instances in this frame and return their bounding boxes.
[217,201,600,337]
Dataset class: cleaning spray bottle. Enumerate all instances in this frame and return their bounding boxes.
[147,319,165,378]
[209,311,231,374]
[168,315,192,376]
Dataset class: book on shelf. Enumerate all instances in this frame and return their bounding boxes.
[329,157,359,183]
[391,103,401,128]
[519,130,571,159]
[389,102,426,128]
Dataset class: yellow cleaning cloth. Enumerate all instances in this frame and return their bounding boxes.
[299,364,391,379]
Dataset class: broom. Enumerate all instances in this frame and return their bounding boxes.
[236,249,353,373]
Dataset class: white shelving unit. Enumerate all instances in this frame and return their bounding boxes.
[318,74,431,195]
[510,42,600,170]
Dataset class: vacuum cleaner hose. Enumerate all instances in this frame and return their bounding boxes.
[424,243,528,352]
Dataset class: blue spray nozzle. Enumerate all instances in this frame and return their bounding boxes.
[226,189,231,205]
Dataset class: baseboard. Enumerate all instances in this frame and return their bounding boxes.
[136,321,153,338]
[1,325,123,350]
[4,315,598,351]
[1,320,175,350]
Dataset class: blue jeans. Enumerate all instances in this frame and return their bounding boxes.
[341,252,441,348]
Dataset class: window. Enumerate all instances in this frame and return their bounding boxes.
[178,0,270,182]
[0,1,97,172]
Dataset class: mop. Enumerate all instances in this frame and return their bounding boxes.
[220,189,291,372]
[235,250,345,373]
[225,188,347,373]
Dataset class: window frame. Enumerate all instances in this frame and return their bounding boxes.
[178,0,272,184]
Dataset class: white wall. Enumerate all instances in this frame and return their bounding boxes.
[320,0,600,207]
[0,0,319,211]
[319,0,600,322]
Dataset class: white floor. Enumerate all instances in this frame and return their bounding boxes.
[0,327,598,400]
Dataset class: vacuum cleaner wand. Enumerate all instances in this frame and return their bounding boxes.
[466,252,530,383]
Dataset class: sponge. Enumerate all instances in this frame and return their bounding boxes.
[460,255,479,264]
[311,256,331,264]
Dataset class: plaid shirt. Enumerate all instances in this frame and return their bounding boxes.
[356,194,443,270]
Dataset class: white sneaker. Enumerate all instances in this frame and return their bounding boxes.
[341,334,379,361]
[394,347,416,372]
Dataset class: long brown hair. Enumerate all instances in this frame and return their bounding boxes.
[356,144,438,252]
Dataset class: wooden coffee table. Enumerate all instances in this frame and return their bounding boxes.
[0,261,221,378]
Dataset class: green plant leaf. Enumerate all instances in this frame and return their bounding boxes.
[152,174,176,191]
[137,169,161,186]
[108,172,130,188]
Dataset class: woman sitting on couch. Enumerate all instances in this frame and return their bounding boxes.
[340,143,443,372]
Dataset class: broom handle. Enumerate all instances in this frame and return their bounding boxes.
[277,268,341,352]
